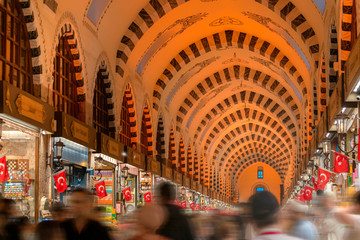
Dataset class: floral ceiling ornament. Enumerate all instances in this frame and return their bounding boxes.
[209,16,243,27]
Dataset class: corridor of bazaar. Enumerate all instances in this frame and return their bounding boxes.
[0,0,359,239]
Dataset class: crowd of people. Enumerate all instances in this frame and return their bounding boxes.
[0,183,360,240]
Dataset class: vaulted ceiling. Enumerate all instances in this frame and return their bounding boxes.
[90,0,325,195]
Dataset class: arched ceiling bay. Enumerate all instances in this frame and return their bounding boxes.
[104,0,323,195]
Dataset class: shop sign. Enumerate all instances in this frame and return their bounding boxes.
[0,81,54,132]
[345,36,360,101]
[97,133,124,161]
[147,157,161,176]
[54,112,96,150]
[174,171,183,185]
[161,164,173,180]
[127,148,145,170]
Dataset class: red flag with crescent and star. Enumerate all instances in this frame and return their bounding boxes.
[144,192,152,203]
[304,185,314,201]
[95,180,107,199]
[317,168,332,190]
[312,177,318,192]
[122,186,132,202]
[300,190,306,203]
[0,156,9,183]
[180,201,187,209]
[334,152,349,173]
[195,204,200,210]
[53,169,67,193]
[190,203,195,211]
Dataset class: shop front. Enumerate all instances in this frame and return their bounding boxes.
[124,147,145,212]
[93,133,125,224]
[52,112,96,205]
[0,81,54,222]
[144,157,161,203]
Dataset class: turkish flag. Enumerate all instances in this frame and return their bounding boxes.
[295,195,300,201]
[312,177,318,192]
[53,169,67,193]
[300,190,306,203]
[0,156,9,183]
[180,201,187,209]
[144,192,152,203]
[190,203,195,211]
[173,198,179,205]
[195,204,200,210]
[304,186,314,201]
[122,186,132,202]
[95,181,107,199]
[334,152,349,173]
[318,168,332,190]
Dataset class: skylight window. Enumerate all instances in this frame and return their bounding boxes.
[87,0,110,25]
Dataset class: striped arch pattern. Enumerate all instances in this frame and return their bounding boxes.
[98,61,116,133]
[153,30,308,110]
[169,129,176,168]
[156,115,166,162]
[308,98,312,139]
[329,24,339,96]
[142,104,153,156]
[194,152,199,182]
[124,86,137,146]
[116,0,189,77]
[186,146,193,177]
[213,125,291,165]
[57,24,85,102]
[229,153,285,177]
[204,159,209,187]
[215,137,290,171]
[19,0,43,83]
[194,91,298,141]
[319,57,326,115]
[177,65,300,125]
[203,108,293,152]
[178,137,185,173]
[312,80,318,126]
[341,0,355,71]
[254,0,320,64]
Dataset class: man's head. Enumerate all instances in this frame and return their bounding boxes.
[70,188,93,218]
[353,191,360,210]
[249,191,280,229]
[157,182,175,204]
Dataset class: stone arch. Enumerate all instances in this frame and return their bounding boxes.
[152,30,308,110]
[329,21,339,97]
[120,83,138,148]
[156,114,166,163]
[140,102,153,156]
[341,0,356,72]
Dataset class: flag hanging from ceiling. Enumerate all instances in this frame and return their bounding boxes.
[53,169,67,193]
[304,185,314,201]
[300,190,306,203]
[190,203,195,211]
[144,192,152,203]
[334,152,349,173]
[312,177,318,192]
[95,180,107,199]
[180,201,187,209]
[0,156,9,183]
[122,186,132,202]
[317,168,332,190]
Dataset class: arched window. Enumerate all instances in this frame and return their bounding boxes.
[120,89,132,148]
[156,116,165,163]
[0,0,34,94]
[253,184,267,193]
[140,105,152,156]
[178,138,185,173]
[93,70,111,137]
[53,35,79,119]
[257,166,264,179]
[168,129,176,168]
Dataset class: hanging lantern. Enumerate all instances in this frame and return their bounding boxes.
[336,114,348,134]
[323,139,331,155]
[54,140,65,160]
[122,165,129,179]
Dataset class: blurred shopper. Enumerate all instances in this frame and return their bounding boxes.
[156,182,195,240]
[334,191,360,240]
[314,191,342,240]
[129,203,169,240]
[287,200,319,240]
[60,188,111,240]
[249,191,300,240]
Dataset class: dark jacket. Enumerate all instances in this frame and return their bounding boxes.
[156,204,195,240]
[60,219,111,240]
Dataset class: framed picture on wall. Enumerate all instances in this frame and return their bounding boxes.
[127,179,134,191]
